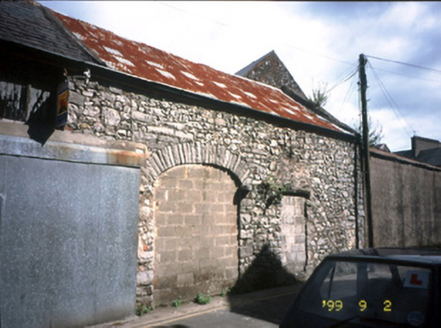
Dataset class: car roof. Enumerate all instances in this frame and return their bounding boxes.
[384,255,441,264]
[325,247,441,266]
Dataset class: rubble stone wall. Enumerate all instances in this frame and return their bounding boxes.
[67,77,364,305]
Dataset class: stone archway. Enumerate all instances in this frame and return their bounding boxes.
[152,164,239,305]
[144,142,251,187]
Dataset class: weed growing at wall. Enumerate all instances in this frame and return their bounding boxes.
[195,292,212,305]
[220,288,231,297]
[136,304,154,316]
[172,296,182,308]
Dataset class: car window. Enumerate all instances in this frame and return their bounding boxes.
[295,259,432,327]
[320,261,358,300]
[367,262,393,280]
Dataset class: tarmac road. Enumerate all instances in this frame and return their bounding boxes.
[90,283,302,328]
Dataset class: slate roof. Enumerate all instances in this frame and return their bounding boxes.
[0,0,101,64]
[416,148,441,167]
[49,10,350,134]
[394,150,413,158]
[394,136,441,167]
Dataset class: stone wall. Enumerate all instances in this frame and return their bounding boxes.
[237,51,308,100]
[67,77,364,305]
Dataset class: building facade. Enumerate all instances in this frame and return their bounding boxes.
[67,71,365,305]
[0,1,366,325]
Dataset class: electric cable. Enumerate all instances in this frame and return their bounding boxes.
[367,61,415,137]
[157,1,354,68]
[366,55,441,75]
[328,62,359,93]
[364,66,441,84]
[340,70,358,114]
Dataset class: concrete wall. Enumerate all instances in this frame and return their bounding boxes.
[0,155,140,327]
[0,127,145,328]
[371,155,441,247]
[67,77,364,306]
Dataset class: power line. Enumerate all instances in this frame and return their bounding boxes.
[328,61,359,93]
[278,41,353,66]
[338,66,358,114]
[367,61,415,137]
[158,1,229,27]
[158,1,353,68]
[161,2,441,83]
[366,55,441,75]
[366,66,441,84]
[145,3,433,142]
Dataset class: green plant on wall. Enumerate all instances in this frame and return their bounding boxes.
[258,175,287,209]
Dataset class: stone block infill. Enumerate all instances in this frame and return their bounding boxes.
[153,165,238,304]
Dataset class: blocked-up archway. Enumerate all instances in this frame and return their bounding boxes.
[153,164,238,304]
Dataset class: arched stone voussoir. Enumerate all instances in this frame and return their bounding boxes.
[147,143,249,185]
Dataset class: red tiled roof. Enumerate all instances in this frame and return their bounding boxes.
[53,11,345,133]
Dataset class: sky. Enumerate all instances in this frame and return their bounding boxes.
[39,1,441,152]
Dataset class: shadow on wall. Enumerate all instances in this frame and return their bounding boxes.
[26,90,55,145]
[227,243,298,324]
[231,244,297,293]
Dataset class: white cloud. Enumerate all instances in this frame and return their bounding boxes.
[382,2,424,30]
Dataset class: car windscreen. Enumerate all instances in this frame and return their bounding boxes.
[294,259,432,327]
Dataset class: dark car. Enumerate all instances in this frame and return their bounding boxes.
[280,248,441,327]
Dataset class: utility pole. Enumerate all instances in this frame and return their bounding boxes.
[359,53,374,248]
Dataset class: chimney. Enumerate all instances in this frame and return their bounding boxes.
[412,136,441,158]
